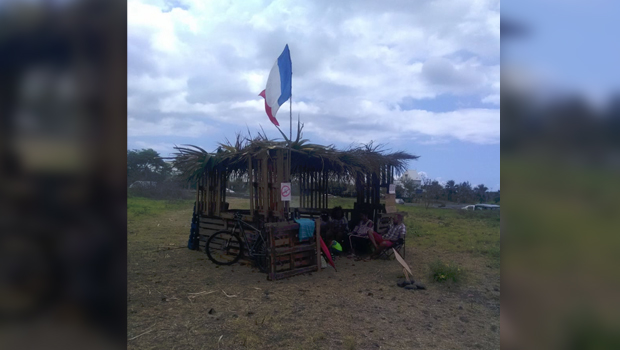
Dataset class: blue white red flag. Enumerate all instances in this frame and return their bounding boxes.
[259,44,291,126]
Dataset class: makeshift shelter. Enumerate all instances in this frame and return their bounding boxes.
[173,126,418,280]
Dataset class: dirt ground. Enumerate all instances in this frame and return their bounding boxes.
[128,199,500,350]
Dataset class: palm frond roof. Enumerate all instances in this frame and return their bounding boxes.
[170,124,418,181]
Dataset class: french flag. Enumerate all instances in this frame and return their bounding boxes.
[259,44,292,126]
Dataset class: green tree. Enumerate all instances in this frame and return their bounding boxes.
[127,149,171,185]
[444,180,456,202]
[475,184,489,203]
[420,176,444,209]
[455,181,473,203]
[397,176,418,202]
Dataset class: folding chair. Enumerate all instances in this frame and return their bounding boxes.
[376,212,407,260]
[378,235,405,260]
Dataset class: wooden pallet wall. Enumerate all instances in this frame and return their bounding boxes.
[265,220,320,280]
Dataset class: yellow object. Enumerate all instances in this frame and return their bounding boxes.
[331,240,343,251]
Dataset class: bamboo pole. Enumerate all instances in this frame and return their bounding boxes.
[249,157,254,216]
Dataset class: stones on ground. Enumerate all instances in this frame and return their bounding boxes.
[459,316,469,323]
[397,280,412,287]
[458,305,463,310]
[391,297,396,301]
[493,286,499,292]
[367,292,373,297]
[208,308,215,315]
[247,311,255,316]
[490,325,498,332]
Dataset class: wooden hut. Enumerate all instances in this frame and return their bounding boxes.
[173,128,418,280]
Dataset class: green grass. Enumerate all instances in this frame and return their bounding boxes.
[398,204,500,267]
[129,195,500,268]
[428,259,464,283]
[127,197,194,221]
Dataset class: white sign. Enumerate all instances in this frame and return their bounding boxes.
[389,184,396,194]
[281,182,291,201]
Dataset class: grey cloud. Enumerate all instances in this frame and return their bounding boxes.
[128,0,499,144]
[421,57,481,88]
[185,73,253,104]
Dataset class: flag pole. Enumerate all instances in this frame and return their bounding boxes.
[287,50,292,219]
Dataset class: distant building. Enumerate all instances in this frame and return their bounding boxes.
[396,169,422,188]
[393,169,422,198]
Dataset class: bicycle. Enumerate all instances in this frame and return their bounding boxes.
[205,212,270,272]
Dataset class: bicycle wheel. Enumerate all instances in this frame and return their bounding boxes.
[253,238,270,273]
[205,231,243,265]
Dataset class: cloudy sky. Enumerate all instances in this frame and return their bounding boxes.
[128,0,500,190]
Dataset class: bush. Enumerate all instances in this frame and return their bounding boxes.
[428,259,463,283]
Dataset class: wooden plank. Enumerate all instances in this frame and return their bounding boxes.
[265,222,299,231]
[270,231,293,241]
[315,218,321,272]
[218,212,255,223]
[200,218,226,225]
[274,238,289,247]
[274,244,316,256]
[198,229,219,237]
[291,251,315,260]
[269,265,318,280]
[199,223,227,231]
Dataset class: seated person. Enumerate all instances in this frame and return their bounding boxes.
[368,213,406,259]
[330,206,348,229]
[347,212,374,257]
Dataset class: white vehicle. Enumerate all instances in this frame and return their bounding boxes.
[461,204,500,211]
[395,198,405,204]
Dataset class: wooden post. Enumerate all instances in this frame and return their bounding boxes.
[276,149,284,218]
[207,171,213,215]
[262,153,269,219]
[269,225,276,280]
[249,157,254,216]
[215,170,221,217]
[315,218,321,272]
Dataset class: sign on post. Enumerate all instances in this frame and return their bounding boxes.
[281,182,291,201]
[389,184,396,194]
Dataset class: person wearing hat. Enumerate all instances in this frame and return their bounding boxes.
[368,213,406,259]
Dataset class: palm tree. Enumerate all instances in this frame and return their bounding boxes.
[475,184,489,203]
[445,180,456,202]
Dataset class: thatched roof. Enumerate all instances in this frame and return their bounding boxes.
[171,123,418,181]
